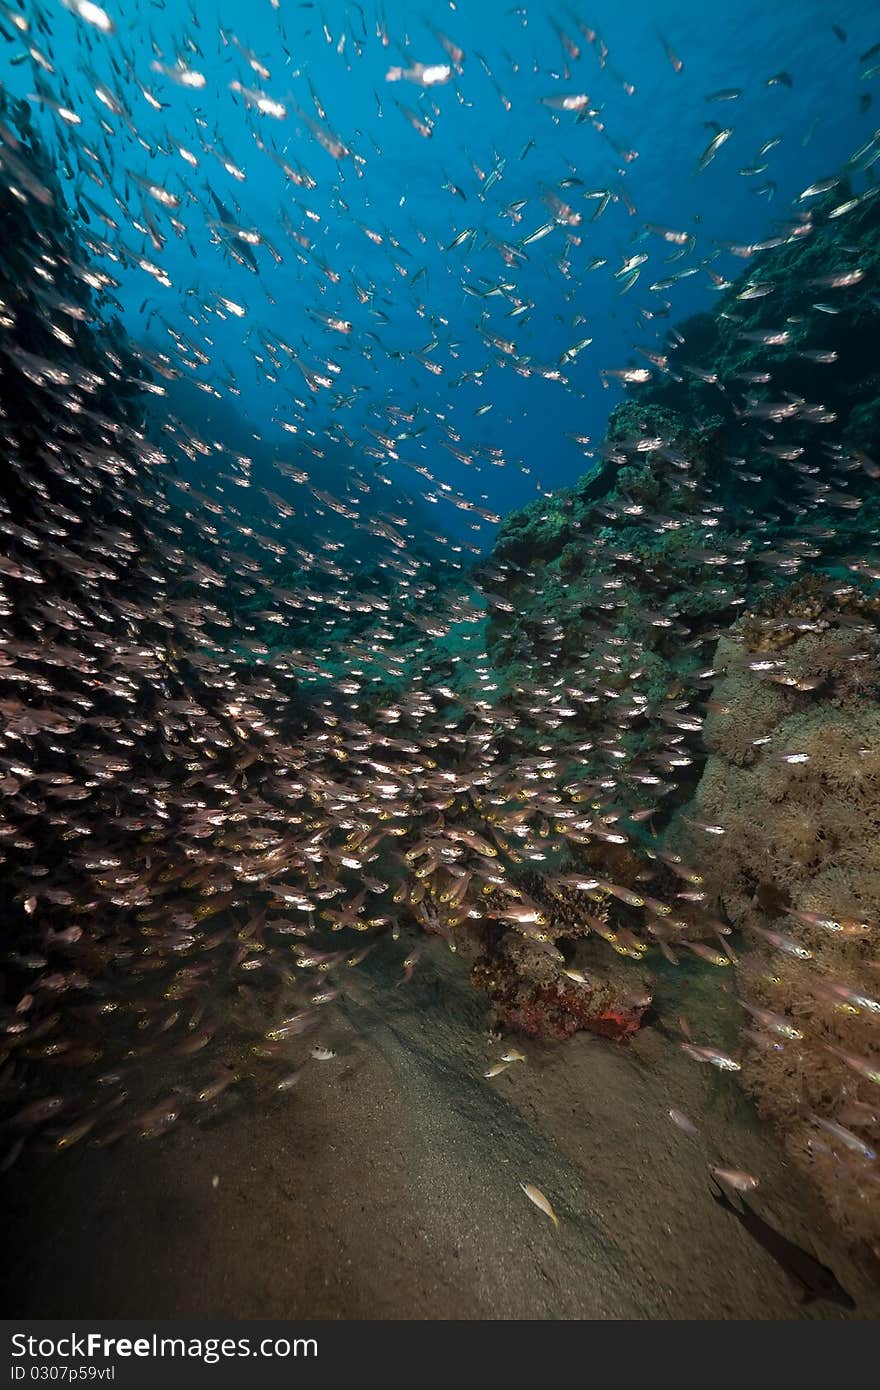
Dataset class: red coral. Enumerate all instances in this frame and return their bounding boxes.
[472,966,650,1042]
[589,1005,644,1041]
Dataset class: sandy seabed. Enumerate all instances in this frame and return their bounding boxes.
[3,939,878,1321]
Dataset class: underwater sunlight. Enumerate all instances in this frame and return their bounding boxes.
[1,0,880,1337]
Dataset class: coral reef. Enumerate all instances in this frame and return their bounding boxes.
[470,876,653,1041]
[3,78,877,1279]
[463,173,880,1248]
[472,944,651,1041]
[629,182,880,516]
[670,585,880,1255]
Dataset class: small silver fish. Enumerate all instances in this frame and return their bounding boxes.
[681,1043,741,1072]
[710,1165,760,1193]
[520,1181,559,1228]
[668,1108,699,1136]
[697,127,733,171]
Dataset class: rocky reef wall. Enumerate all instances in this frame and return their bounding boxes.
[670,594,880,1253]
[472,176,880,1252]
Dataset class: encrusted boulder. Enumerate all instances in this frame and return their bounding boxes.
[472,937,652,1041]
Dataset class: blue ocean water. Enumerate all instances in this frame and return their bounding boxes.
[4,0,880,1324]
[5,0,876,547]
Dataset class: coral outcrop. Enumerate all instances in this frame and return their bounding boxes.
[465,169,880,1246]
[670,584,880,1255]
[470,873,653,1041]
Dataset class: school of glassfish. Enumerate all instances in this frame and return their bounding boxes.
[0,0,878,1295]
